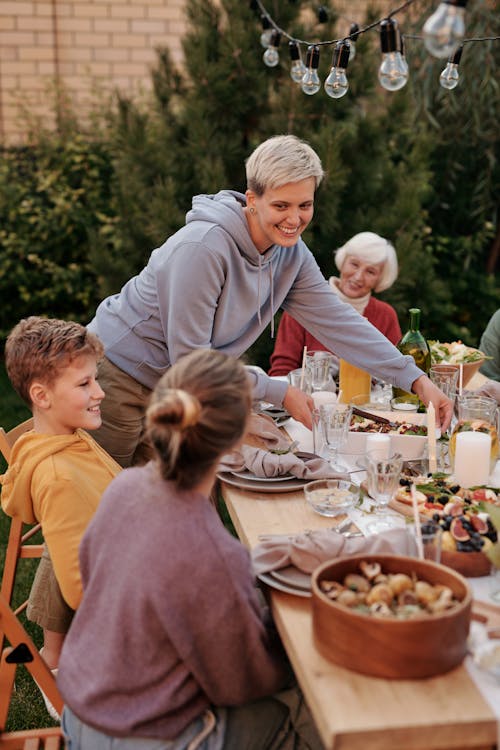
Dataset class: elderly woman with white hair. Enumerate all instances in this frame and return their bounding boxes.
[269,232,402,376]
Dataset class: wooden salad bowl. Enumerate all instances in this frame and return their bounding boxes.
[312,554,472,679]
[441,549,492,578]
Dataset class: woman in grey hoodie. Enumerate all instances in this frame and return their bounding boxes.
[88,135,452,466]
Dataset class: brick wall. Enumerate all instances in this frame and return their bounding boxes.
[0,1,393,145]
[0,0,186,144]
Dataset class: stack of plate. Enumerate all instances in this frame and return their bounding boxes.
[258,566,312,597]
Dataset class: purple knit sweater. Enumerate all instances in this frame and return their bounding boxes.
[57,462,288,739]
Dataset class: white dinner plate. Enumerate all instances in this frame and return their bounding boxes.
[230,470,293,483]
[257,571,312,598]
[217,472,310,493]
[271,566,312,592]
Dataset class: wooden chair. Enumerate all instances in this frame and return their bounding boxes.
[0,593,64,748]
[0,418,44,614]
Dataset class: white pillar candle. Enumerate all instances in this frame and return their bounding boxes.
[311,390,337,408]
[453,432,491,488]
[365,433,391,460]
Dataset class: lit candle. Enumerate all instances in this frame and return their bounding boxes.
[427,402,437,473]
[453,432,491,488]
[312,390,337,408]
[365,433,391,460]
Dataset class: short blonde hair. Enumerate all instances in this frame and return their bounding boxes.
[146,349,252,490]
[334,232,399,292]
[5,316,104,406]
[245,135,324,196]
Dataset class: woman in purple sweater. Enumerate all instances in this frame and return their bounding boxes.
[57,349,321,749]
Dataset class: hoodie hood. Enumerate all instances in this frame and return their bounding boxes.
[186,190,278,267]
[1,429,114,525]
[187,190,279,333]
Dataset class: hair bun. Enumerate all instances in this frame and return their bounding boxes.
[147,388,201,431]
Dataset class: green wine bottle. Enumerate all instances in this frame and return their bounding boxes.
[392,308,431,404]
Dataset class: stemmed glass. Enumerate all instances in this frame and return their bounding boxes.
[319,402,352,472]
[365,451,404,532]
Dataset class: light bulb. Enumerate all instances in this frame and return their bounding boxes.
[301,45,321,96]
[398,31,409,78]
[378,19,408,92]
[263,30,281,67]
[324,40,350,99]
[289,41,306,83]
[423,0,467,59]
[348,23,360,62]
[439,44,463,89]
[260,15,273,48]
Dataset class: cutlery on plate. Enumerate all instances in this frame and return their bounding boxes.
[270,440,299,455]
[351,407,400,429]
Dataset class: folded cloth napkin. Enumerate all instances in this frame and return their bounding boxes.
[244,413,291,450]
[252,527,418,576]
[219,444,348,480]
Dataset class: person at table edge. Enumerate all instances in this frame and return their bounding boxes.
[88,134,453,466]
[269,231,402,377]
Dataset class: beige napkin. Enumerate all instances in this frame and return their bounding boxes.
[252,527,418,575]
[244,413,291,450]
[219,444,347,480]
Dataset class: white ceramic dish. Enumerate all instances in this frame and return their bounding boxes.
[217,472,310,493]
[258,571,312,598]
[230,470,292,483]
[346,411,427,460]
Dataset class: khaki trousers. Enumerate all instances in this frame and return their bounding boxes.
[93,357,154,468]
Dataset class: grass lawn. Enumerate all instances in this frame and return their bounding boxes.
[0,361,58,730]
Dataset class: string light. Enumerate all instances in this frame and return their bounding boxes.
[348,23,360,61]
[378,18,408,92]
[260,14,273,48]
[289,41,307,83]
[439,44,463,89]
[301,45,321,95]
[324,40,350,99]
[251,0,499,98]
[423,0,468,59]
[263,30,281,67]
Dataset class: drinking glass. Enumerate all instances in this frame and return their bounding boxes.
[305,351,336,393]
[366,451,403,520]
[319,402,353,472]
[287,368,311,393]
[429,365,459,400]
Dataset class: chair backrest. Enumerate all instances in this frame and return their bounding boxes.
[0,593,64,748]
[0,417,34,464]
[0,417,43,613]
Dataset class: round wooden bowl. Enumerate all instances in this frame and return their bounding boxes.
[312,554,472,679]
[438,357,485,387]
[441,549,492,578]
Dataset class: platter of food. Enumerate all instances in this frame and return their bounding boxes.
[346,411,428,460]
[392,474,499,576]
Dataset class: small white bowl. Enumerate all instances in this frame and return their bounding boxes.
[304,479,358,517]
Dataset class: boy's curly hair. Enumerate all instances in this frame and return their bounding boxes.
[5,316,104,406]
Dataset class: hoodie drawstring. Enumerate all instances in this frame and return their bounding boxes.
[257,255,275,338]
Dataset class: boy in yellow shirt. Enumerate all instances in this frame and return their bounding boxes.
[1,317,121,717]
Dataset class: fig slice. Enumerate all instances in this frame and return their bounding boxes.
[469,514,488,535]
[450,517,471,542]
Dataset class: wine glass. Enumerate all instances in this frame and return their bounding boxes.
[319,402,352,472]
[365,451,404,532]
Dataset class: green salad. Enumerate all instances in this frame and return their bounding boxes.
[428,340,487,365]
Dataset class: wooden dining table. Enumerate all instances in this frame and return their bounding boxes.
[220,370,500,750]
